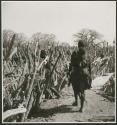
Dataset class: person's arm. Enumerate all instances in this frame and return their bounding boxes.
[68,52,74,75]
[68,63,71,87]
[68,52,74,86]
[88,59,91,75]
[69,62,72,73]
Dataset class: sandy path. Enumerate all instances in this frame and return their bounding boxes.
[26,83,115,123]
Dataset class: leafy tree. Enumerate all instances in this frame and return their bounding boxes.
[30,32,56,48]
[3,29,15,48]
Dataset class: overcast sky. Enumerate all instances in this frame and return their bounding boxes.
[2,1,116,45]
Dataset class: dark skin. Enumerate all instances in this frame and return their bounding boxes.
[68,45,87,112]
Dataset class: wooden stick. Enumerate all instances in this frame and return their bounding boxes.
[21,56,49,121]
[46,52,61,89]
[58,75,67,91]
[5,34,16,61]
[24,91,34,121]
[3,107,26,121]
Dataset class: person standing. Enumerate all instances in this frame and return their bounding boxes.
[68,40,92,112]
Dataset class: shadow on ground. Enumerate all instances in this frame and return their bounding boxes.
[88,116,115,122]
[29,104,78,118]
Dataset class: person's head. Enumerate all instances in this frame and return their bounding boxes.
[78,40,86,59]
[78,40,85,50]
[78,39,85,47]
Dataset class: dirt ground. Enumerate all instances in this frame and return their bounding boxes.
[26,83,115,123]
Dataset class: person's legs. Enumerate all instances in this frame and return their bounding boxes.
[72,90,78,106]
[72,85,78,106]
[71,74,79,106]
[79,90,85,112]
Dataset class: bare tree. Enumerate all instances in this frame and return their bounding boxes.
[73,28,104,61]
[73,28,103,47]
[15,33,28,46]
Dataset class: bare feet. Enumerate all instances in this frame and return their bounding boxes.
[72,101,77,106]
[78,108,83,112]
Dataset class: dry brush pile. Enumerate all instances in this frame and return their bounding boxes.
[100,73,115,102]
[3,34,72,122]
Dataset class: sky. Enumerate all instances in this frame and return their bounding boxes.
[2,1,116,45]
